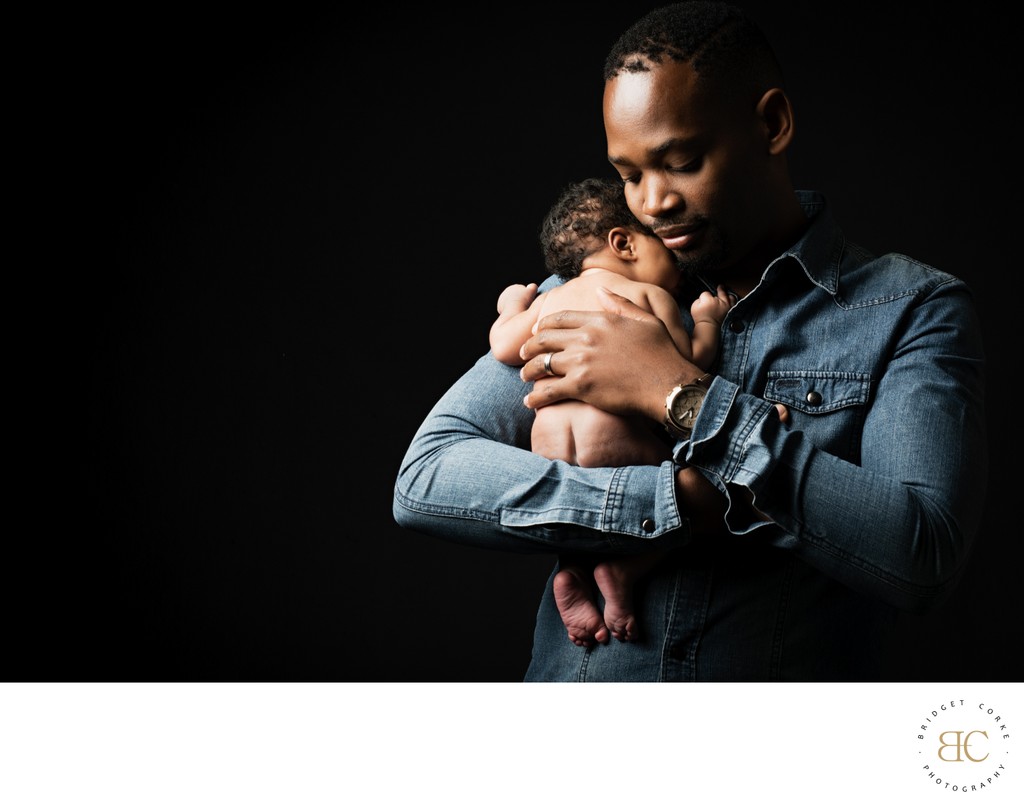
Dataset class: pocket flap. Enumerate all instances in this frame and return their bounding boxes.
[764,371,871,414]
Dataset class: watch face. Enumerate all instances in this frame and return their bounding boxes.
[671,386,706,430]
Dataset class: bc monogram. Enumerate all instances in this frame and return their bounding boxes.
[936,730,989,762]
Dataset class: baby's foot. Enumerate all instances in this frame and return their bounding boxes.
[553,567,609,647]
[593,562,638,642]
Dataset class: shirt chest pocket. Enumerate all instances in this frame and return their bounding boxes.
[763,371,872,458]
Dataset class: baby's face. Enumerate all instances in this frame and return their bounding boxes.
[634,231,683,294]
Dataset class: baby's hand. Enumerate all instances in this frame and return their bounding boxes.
[691,284,736,325]
[496,282,539,315]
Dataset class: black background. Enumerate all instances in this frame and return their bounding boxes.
[29,3,1018,681]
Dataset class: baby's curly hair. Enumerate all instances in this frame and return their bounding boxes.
[539,177,654,281]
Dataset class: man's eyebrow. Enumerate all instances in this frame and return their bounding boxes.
[607,137,695,166]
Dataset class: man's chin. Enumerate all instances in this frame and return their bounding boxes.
[675,251,720,279]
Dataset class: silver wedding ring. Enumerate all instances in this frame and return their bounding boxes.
[542,352,555,376]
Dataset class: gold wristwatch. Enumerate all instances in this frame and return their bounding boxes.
[664,373,713,439]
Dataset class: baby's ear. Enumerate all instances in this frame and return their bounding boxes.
[608,227,636,259]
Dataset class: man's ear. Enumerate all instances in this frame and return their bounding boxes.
[756,87,795,155]
[608,227,637,260]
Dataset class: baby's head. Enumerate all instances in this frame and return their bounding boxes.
[540,177,660,280]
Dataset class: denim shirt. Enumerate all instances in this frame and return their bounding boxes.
[393,191,988,681]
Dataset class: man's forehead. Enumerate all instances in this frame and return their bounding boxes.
[605,59,701,111]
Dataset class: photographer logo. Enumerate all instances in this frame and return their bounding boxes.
[917,698,1012,793]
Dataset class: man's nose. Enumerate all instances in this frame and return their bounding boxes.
[641,175,683,219]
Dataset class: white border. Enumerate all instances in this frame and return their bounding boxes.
[0,683,1020,804]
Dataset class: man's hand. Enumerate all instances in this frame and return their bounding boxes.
[676,466,729,535]
[519,287,701,421]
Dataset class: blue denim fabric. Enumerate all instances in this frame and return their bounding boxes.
[393,192,988,681]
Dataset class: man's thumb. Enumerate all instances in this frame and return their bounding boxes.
[596,286,647,321]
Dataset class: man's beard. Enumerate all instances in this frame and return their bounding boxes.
[675,250,719,279]
[671,225,728,281]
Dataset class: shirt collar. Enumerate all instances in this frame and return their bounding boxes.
[776,190,846,296]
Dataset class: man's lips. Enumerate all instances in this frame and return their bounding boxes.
[656,224,703,250]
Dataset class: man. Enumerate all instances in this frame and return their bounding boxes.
[392,1,987,681]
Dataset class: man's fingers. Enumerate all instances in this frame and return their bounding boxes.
[596,285,656,321]
[521,310,600,363]
[520,348,560,383]
[522,376,562,410]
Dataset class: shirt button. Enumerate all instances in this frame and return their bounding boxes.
[642,518,656,533]
[728,320,745,333]
[806,390,822,405]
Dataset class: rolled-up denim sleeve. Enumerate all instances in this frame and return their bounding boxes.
[686,279,988,614]
[393,351,692,555]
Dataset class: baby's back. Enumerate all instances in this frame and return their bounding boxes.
[538,269,656,320]
[530,268,672,467]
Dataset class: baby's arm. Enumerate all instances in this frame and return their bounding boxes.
[689,285,734,370]
[490,282,542,365]
[645,286,697,360]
